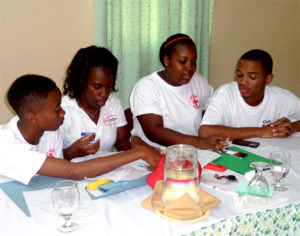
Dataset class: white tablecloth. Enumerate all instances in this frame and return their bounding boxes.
[0,133,299,236]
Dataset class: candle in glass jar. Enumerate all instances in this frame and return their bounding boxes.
[162,169,199,206]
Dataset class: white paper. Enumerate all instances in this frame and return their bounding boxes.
[84,159,151,182]
[197,149,220,167]
[24,185,99,225]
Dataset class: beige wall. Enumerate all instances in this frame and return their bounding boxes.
[0,0,94,124]
[210,0,300,97]
[0,0,299,124]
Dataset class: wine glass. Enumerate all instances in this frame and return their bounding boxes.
[52,180,80,232]
[246,162,270,204]
[269,151,291,192]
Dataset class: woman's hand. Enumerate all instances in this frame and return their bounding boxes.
[63,134,100,160]
[197,133,229,153]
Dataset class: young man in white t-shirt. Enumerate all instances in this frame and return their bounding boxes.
[199,49,300,140]
[0,75,160,185]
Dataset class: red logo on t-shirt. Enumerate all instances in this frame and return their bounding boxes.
[189,94,200,109]
[103,115,117,126]
[47,149,55,158]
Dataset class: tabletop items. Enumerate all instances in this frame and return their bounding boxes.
[1,136,299,235]
[246,161,271,205]
[141,180,221,221]
[269,151,291,192]
[244,150,292,205]
[212,146,271,174]
[140,144,221,222]
[51,180,80,232]
[144,143,294,221]
[162,144,200,207]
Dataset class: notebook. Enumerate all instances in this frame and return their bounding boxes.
[212,146,270,174]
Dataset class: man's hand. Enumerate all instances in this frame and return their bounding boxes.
[271,117,294,137]
[63,134,100,160]
[260,118,293,138]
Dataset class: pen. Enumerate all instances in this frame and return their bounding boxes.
[200,182,240,197]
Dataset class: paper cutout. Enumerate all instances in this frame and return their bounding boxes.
[0,175,65,217]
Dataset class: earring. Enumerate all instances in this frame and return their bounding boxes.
[166,64,169,67]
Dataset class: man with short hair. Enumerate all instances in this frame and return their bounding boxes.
[0,74,160,185]
[199,49,300,140]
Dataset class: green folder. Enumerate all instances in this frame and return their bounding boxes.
[212,146,270,175]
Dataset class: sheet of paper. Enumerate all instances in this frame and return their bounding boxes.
[24,186,99,225]
[84,159,151,182]
[197,149,220,167]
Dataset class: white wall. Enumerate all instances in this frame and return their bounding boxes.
[210,0,300,97]
[1,0,299,124]
[0,0,94,123]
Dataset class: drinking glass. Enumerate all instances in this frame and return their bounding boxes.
[246,162,270,204]
[52,180,80,232]
[162,144,199,206]
[269,151,291,192]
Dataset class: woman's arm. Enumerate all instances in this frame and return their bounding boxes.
[138,114,228,152]
[114,125,131,151]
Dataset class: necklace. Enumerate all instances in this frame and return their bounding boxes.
[76,99,100,119]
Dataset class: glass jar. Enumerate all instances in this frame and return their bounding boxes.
[162,144,199,206]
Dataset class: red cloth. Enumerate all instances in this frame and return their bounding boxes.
[146,154,202,189]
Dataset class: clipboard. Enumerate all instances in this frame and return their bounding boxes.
[85,174,149,200]
[212,146,270,174]
[0,174,149,217]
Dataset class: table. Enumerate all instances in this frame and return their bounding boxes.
[1,134,299,236]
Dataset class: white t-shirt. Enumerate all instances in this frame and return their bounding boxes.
[60,94,127,161]
[0,116,63,185]
[201,82,300,127]
[130,71,213,148]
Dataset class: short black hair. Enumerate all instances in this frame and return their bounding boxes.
[239,49,273,75]
[63,46,119,98]
[7,74,57,117]
[159,33,196,67]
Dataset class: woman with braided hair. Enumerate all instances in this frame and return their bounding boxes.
[130,33,228,152]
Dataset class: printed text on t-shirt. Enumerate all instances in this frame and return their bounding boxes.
[104,115,118,126]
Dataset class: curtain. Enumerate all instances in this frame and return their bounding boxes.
[93,0,214,109]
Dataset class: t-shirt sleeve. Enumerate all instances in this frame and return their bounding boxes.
[59,107,72,150]
[130,78,163,118]
[287,92,300,122]
[200,78,214,110]
[114,97,127,127]
[0,142,47,185]
[53,130,64,159]
[201,86,228,126]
